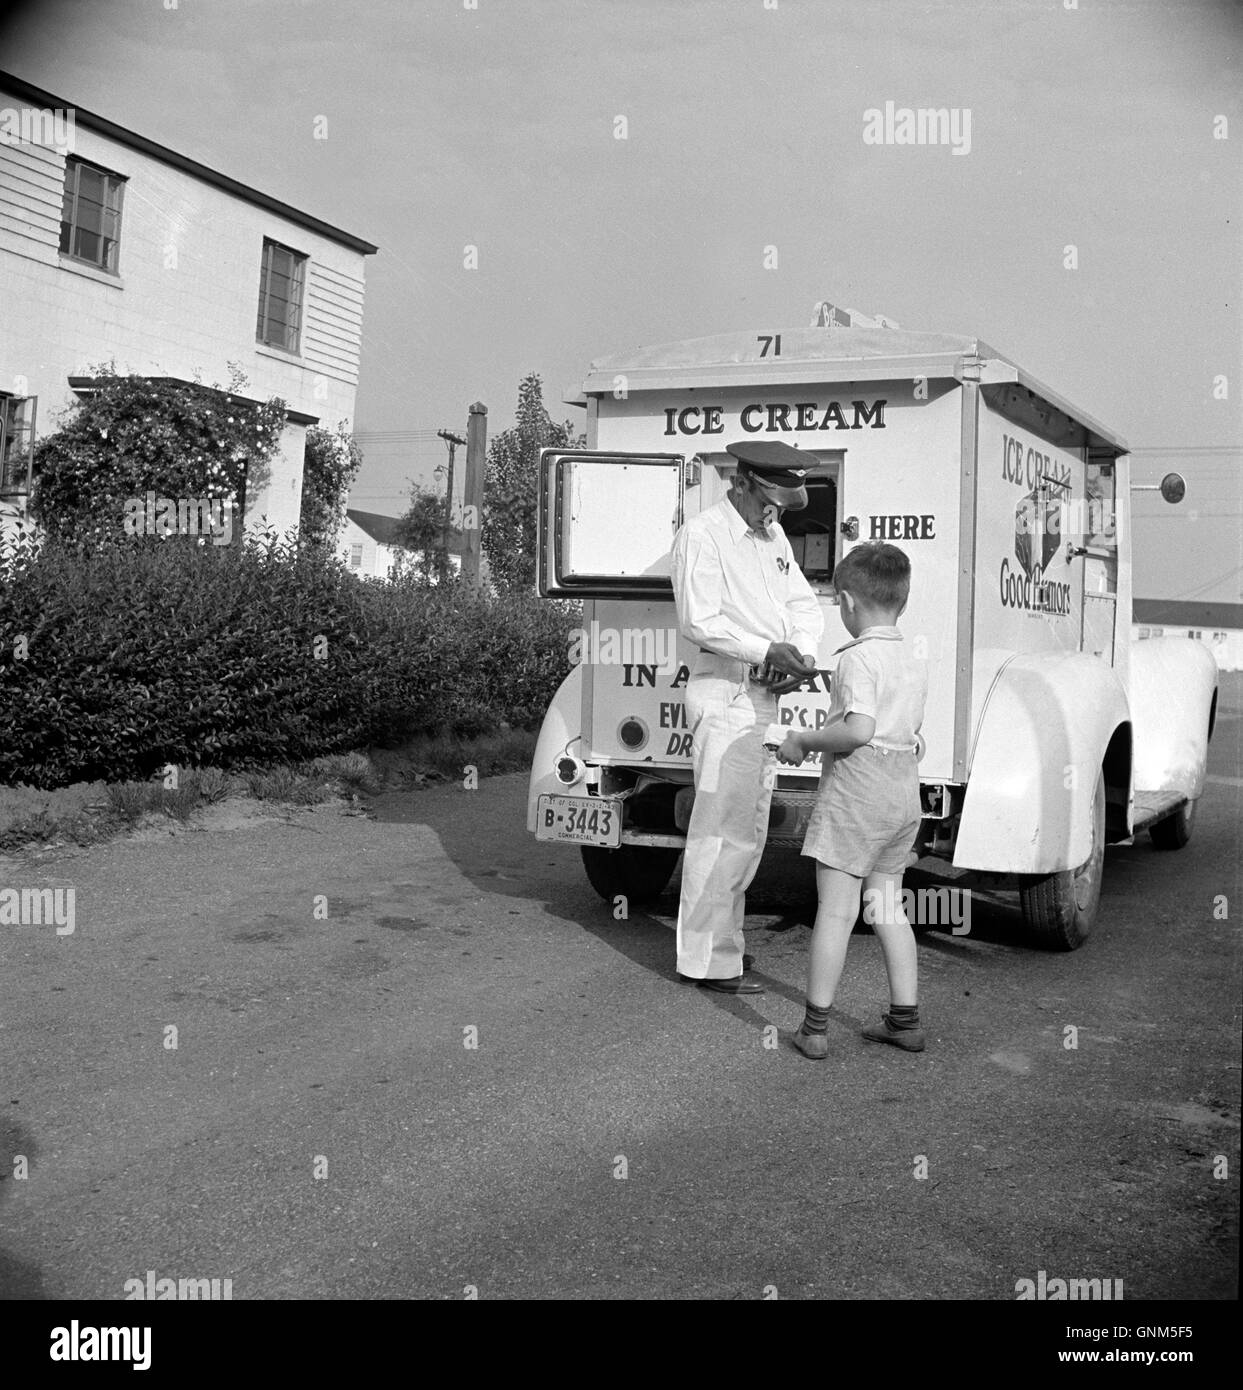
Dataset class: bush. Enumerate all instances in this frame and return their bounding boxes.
[30,367,286,545]
[0,535,578,789]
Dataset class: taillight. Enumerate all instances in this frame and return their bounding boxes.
[556,755,585,786]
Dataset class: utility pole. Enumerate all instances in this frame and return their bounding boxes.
[436,428,465,581]
[462,402,487,590]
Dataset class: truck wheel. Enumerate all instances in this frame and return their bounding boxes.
[1149,799,1196,850]
[580,845,682,905]
[1019,770,1105,951]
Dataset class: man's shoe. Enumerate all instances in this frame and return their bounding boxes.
[677,954,754,982]
[696,975,764,995]
[792,1025,829,1060]
[861,1015,926,1052]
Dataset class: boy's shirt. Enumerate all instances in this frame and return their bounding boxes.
[828,625,928,751]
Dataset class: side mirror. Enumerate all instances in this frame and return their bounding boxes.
[1160,472,1186,504]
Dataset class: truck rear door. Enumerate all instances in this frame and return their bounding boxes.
[537,449,684,598]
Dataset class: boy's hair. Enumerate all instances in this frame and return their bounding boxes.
[833,542,911,609]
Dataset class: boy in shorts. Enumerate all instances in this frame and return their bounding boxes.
[776,542,930,1060]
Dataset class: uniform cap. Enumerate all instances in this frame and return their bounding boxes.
[725,439,810,509]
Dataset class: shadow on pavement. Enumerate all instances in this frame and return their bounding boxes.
[0,1120,47,1298]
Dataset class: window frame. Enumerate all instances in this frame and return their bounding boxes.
[59,156,126,273]
[256,238,308,355]
[0,394,38,498]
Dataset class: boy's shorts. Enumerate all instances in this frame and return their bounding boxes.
[800,744,922,877]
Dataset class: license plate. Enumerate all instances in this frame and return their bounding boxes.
[536,794,622,847]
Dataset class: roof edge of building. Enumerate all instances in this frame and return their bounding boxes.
[0,71,379,256]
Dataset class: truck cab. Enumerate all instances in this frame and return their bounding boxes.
[527,319,1217,949]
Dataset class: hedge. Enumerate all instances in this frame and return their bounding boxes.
[0,536,578,789]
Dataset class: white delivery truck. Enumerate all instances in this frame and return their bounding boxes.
[526,318,1218,949]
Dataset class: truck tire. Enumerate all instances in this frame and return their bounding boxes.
[1149,799,1196,850]
[1019,770,1105,951]
[580,845,682,905]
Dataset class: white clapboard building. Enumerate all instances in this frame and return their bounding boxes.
[1132,600,1243,673]
[0,71,377,543]
[339,509,405,579]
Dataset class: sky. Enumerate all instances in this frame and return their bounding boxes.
[2,0,1240,601]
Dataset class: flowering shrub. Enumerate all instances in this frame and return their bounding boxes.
[30,366,287,544]
[300,421,363,549]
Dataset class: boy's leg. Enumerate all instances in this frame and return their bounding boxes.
[865,871,917,1005]
[793,864,861,1060]
[861,871,925,1052]
[807,864,863,1006]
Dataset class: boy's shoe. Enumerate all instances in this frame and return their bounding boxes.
[792,1025,829,1060]
[861,1015,926,1052]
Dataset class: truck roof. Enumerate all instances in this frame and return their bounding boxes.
[572,328,1127,454]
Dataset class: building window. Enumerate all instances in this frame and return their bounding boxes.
[0,395,37,497]
[256,239,307,353]
[60,157,125,272]
[349,543,363,570]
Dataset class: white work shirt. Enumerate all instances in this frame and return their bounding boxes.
[670,498,823,670]
[829,626,928,751]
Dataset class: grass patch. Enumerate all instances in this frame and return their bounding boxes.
[365,727,536,787]
[0,727,539,852]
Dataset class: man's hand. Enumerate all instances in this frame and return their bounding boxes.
[777,732,806,766]
[762,645,817,694]
[764,642,816,678]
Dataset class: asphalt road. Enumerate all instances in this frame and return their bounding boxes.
[1,688,1239,1302]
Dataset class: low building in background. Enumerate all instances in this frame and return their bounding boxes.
[339,509,405,579]
[1133,599,1243,672]
[0,71,377,544]
[339,507,466,581]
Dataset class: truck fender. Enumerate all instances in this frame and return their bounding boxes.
[526,665,583,833]
[1128,637,1218,801]
[954,652,1130,875]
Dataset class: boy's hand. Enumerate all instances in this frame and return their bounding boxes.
[776,733,806,765]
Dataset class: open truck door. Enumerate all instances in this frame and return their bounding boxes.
[537,449,684,599]
[533,448,690,899]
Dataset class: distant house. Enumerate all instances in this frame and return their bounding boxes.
[0,71,377,543]
[339,509,405,579]
[339,507,466,580]
[1133,599,1243,672]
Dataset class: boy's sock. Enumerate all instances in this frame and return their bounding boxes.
[886,1003,920,1031]
[800,1001,832,1035]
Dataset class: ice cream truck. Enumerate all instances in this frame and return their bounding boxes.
[526,318,1218,949]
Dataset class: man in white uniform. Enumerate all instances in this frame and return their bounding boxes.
[670,440,824,993]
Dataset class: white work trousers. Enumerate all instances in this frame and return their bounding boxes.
[675,674,777,980]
